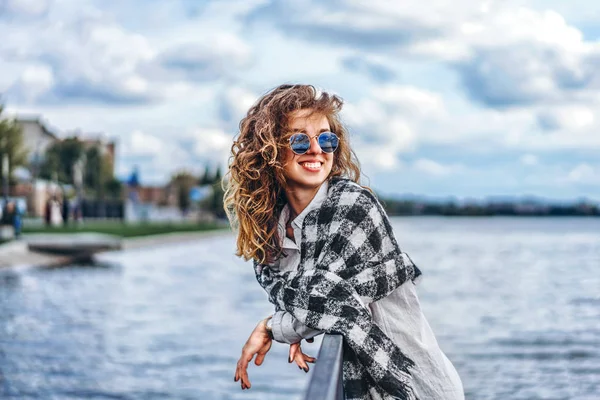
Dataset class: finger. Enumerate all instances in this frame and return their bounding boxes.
[236,367,247,389]
[294,349,309,371]
[304,354,317,363]
[236,366,243,387]
[237,355,253,389]
[289,343,299,362]
[242,378,251,390]
[255,352,266,366]
[241,369,251,390]
[235,359,245,382]
[299,351,313,370]
[296,358,309,372]
[239,354,250,370]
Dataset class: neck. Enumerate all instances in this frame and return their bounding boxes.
[285,184,322,219]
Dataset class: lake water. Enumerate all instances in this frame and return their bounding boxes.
[1,217,599,399]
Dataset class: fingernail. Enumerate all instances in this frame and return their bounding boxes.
[304,368,308,373]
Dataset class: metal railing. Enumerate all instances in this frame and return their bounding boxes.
[303,334,344,400]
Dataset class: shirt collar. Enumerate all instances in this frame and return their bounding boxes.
[277,180,330,239]
[291,180,329,229]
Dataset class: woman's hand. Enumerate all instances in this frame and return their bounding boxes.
[234,318,273,390]
[289,338,317,372]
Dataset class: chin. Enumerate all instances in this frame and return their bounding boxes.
[288,170,330,189]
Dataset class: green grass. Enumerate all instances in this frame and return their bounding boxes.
[21,221,228,238]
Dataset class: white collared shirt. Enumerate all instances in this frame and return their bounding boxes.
[269,179,464,399]
[275,180,330,271]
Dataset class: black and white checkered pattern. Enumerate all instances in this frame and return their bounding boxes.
[254,177,423,400]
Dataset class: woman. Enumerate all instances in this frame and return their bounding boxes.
[225,84,464,399]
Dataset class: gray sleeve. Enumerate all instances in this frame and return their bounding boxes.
[270,310,323,344]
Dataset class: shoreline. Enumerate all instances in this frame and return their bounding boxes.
[0,228,232,270]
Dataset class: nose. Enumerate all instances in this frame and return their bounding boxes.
[306,134,322,154]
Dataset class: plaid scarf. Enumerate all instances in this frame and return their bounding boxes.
[254,177,423,399]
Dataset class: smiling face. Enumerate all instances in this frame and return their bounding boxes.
[282,109,334,195]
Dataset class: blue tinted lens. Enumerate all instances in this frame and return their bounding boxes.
[290,133,310,154]
[318,132,339,153]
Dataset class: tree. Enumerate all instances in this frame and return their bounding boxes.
[0,104,29,184]
[104,178,123,199]
[40,137,84,184]
[170,171,196,214]
[200,167,226,219]
[84,146,113,198]
[84,146,102,191]
[209,179,225,219]
[213,165,222,184]
[199,164,213,185]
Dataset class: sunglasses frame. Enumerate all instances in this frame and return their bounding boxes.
[288,131,340,155]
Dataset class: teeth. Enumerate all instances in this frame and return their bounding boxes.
[302,162,321,169]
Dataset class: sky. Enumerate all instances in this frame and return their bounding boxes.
[1,0,599,201]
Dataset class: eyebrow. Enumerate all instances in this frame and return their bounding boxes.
[291,128,330,133]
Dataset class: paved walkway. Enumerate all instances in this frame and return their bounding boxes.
[0,240,73,269]
[121,229,231,250]
[0,229,232,269]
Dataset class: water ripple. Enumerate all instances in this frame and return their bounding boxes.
[1,218,599,399]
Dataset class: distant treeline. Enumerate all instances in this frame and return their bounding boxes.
[379,197,600,217]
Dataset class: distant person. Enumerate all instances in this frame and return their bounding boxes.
[62,197,70,226]
[1,201,14,225]
[49,196,63,227]
[13,200,23,238]
[1,201,21,238]
[225,84,464,399]
[73,199,83,223]
[44,197,51,226]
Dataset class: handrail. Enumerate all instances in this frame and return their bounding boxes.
[302,334,344,400]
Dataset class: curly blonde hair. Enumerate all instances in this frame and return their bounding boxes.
[223,84,363,264]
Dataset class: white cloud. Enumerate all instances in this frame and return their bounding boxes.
[254,1,600,110]
[412,158,463,176]
[1,9,158,104]
[342,85,443,170]
[537,105,595,131]
[565,163,599,184]
[3,0,51,17]
[1,2,255,105]
[241,0,600,157]
[122,130,163,157]
[2,0,599,200]
[117,129,194,183]
[156,33,252,81]
[221,86,258,120]
[355,145,403,171]
[451,7,600,110]
[374,86,446,117]
[192,128,232,160]
[520,154,539,166]
[197,0,269,20]
[9,64,55,102]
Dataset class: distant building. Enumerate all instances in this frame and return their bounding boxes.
[137,186,168,204]
[15,117,59,163]
[12,117,118,217]
[67,130,117,177]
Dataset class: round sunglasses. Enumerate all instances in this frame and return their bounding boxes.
[288,131,339,155]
